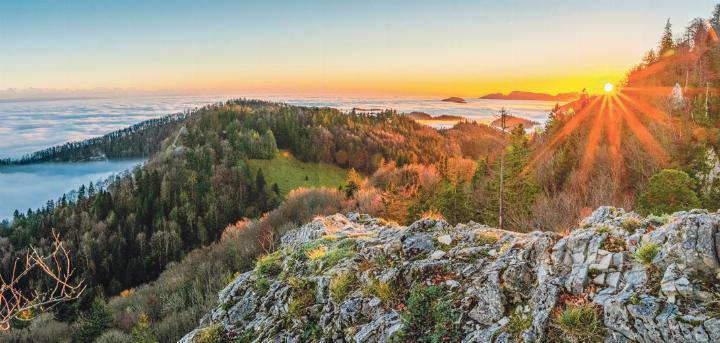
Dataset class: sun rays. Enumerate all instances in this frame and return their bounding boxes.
[528,85,674,184]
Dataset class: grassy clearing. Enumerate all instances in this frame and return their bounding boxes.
[248,150,348,196]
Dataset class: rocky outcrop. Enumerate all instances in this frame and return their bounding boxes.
[179,208,720,343]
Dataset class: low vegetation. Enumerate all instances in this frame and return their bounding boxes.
[635,241,660,265]
[288,277,317,319]
[362,278,404,307]
[329,272,358,303]
[391,285,462,343]
[554,303,605,342]
[503,310,534,340]
[195,323,227,343]
[255,251,284,277]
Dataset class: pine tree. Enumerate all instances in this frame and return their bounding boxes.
[130,312,159,343]
[712,4,720,28]
[659,18,674,57]
[88,182,96,197]
[75,297,113,343]
[255,168,266,193]
[345,168,362,197]
[642,49,657,66]
[78,184,87,201]
[483,126,538,230]
[261,130,278,159]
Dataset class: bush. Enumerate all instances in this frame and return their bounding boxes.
[300,323,322,343]
[635,241,659,265]
[130,312,158,343]
[391,285,461,343]
[308,245,356,273]
[503,310,533,340]
[255,277,271,296]
[476,232,499,245]
[94,329,132,343]
[621,218,642,234]
[255,251,284,277]
[74,297,114,343]
[363,278,400,305]
[288,277,317,318]
[555,304,605,342]
[329,272,358,303]
[195,323,227,343]
[637,169,700,216]
[0,313,73,343]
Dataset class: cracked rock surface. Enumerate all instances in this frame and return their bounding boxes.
[179,208,720,343]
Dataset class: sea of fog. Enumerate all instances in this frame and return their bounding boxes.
[0,159,143,220]
[0,95,557,219]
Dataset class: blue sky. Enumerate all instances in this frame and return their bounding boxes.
[1,0,717,95]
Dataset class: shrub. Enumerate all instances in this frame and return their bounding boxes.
[288,277,317,318]
[391,285,462,343]
[195,323,227,343]
[255,276,271,296]
[75,297,114,343]
[336,238,356,250]
[476,232,499,246]
[628,294,641,305]
[503,310,533,340]
[96,330,132,343]
[235,330,256,343]
[362,278,404,306]
[600,235,626,252]
[647,213,672,225]
[621,218,642,234]
[300,323,322,343]
[307,246,328,260]
[635,242,659,265]
[637,169,700,216]
[0,313,73,342]
[130,312,158,343]
[329,272,358,303]
[255,251,284,277]
[309,246,356,272]
[555,304,605,342]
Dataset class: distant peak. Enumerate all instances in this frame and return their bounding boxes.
[479,91,578,101]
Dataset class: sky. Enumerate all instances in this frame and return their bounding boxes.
[0,0,717,96]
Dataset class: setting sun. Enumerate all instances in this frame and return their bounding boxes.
[604,82,614,93]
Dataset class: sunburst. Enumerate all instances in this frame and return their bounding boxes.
[531,80,701,183]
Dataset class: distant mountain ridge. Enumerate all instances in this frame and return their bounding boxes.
[480,90,578,101]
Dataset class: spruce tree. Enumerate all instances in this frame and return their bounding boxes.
[712,4,720,28]
[659,18,674,57]
[75,297,113,343]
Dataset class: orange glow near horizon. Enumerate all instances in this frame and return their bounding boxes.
[5,68,626,98]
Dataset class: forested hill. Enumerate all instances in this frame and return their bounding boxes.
[0,98,505,339]
[0,112,187,165]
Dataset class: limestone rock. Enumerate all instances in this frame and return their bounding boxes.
[180,208,720,343]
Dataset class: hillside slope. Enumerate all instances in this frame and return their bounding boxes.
[181,207,720,342]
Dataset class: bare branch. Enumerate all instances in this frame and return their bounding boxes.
[0,229,85,330]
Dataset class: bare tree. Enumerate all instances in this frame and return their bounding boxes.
[0,230,85,330]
